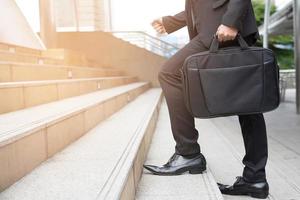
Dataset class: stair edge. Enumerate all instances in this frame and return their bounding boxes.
[97,89,163,200]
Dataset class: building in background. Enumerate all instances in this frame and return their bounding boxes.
[15,0,112,33]
[54,0,112,31]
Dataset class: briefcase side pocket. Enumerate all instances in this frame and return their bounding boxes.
[182,57,211,117]
[198,64,264,115]
[261,52,281,112]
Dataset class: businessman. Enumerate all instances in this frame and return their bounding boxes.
[143,0,269,199]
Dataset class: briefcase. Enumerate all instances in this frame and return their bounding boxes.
[181,34,280,118]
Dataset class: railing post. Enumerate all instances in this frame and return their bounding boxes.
[107,0,113,31]
[73,0,79,31]
[294,0,300,114]
[263,0,271,48]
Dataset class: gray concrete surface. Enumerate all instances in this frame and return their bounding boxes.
[137,89,300,200]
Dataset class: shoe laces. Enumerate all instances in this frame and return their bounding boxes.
[166,153,178,165]
[235,176,244,183]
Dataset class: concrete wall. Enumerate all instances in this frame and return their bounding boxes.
[39,0,57,48]
[0,0,44,49]
[56,32,166,87]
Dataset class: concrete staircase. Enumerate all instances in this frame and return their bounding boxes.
[0,42,163,199]
[0,40,257,200]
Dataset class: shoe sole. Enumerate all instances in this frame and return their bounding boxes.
[145,165,207,176]
[250,192,269,199]
[189,166,206,174]
[222,191,269,199]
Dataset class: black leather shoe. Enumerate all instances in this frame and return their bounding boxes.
[143,153,206,176]
[218,176,269,199]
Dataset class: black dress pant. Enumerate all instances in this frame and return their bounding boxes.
[158,34,268,182]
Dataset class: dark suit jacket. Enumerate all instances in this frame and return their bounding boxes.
[162,0,259,48]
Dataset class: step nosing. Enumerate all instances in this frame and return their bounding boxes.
[97,92,162,199]
[0,61,120,71]
[0,50,61,60]
[0,76,136,88]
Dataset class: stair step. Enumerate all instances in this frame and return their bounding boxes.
[0,43,98,67]
[0,62,124,82]
[0,76,138,114]
[136,100,223,200]
[0,50,101,67]
[0,82,150,192]
[42,49,98,67]
[0,88,163,200]
[0,42,41,56]
[0,50,65,65]
[203,116,300,200]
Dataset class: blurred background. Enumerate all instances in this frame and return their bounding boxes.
[15,0,295,69]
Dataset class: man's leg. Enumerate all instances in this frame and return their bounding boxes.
[143,36,208,175]
[238,113,268,182]
[158,35,207,156]
[218,113,269,198]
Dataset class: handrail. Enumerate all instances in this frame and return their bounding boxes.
[110,31,180,58]
[112,31,179,49]
[258,1,293,35]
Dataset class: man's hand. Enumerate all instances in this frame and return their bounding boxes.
[151,18,167,34]
[216,24,238,42]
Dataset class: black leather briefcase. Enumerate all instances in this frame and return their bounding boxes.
[181,35,280,118]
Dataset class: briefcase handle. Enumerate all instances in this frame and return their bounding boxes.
[209,33,249,53]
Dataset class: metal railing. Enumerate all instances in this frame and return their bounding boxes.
[111,31,179,58]
[280,69,296,101]
[258,1,293,35]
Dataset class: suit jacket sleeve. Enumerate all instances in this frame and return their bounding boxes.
[221,0,251,29]
[162,11,187,34]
